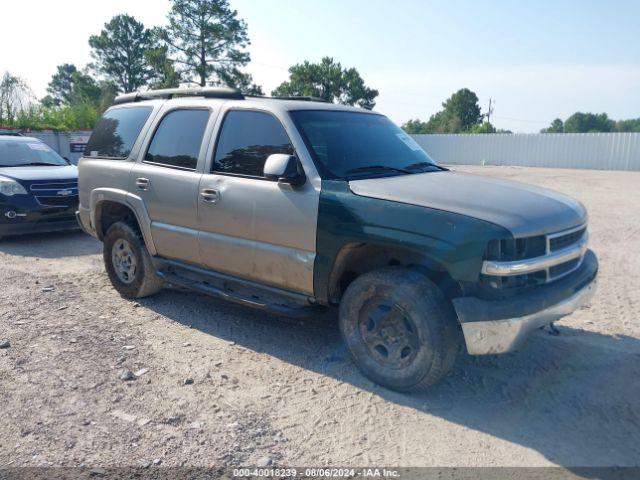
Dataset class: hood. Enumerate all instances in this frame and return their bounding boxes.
[349,171,586,237]
[0,165,78,182]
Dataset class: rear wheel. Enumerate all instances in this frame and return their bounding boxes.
[103,221,163,299]
[339,267,460,392]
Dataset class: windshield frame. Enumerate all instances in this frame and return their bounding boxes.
[289,109,438,181]
[0,140,70,168]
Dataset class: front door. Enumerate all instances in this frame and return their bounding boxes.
[197,109,318,294]
[131,108,211,265]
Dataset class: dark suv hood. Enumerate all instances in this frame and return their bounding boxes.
[349,171,586,237]
[0,165,78,182]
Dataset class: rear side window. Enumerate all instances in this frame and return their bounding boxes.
[144,109,210,170]
[213,110,294,177]
[85,107,152,159]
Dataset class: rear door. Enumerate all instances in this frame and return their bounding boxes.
[130,107,213,265]
[197,109,319,294]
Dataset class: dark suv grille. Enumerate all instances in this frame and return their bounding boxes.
[29,180,78,208]
[549,227,586,252]
[482,225,588,295]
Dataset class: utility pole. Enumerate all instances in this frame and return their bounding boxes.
[486,98,494,124]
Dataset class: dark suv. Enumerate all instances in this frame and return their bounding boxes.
[0,135,79,239]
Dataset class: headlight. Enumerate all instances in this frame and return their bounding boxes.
[0,176,28,196]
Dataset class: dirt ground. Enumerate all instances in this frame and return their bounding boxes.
[0,166,638,468]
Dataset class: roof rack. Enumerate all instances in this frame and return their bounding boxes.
[112,87,245,105]
[267,96,329,103]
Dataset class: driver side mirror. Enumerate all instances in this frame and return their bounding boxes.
[264,154,306,187]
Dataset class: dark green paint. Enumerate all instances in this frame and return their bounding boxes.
[313,180,512,303]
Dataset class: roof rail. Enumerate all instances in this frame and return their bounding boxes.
[112,87,245,105]
[268,96,329,103]
[0,132,23,137]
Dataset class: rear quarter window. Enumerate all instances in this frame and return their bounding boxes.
[85,106,153,159]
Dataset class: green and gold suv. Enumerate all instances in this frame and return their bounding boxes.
[77,88,598,391]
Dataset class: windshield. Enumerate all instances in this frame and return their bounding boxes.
[0,140,68,167]
[290,110,438,179]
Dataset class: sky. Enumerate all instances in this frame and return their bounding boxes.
[1,0,639,132]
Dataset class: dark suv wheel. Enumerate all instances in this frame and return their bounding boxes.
[339,267,461,392]
[103,221,163,299]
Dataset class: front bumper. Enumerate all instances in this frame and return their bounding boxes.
[0,203,79,237]
[0,218,79,236]
[453,249,598,355]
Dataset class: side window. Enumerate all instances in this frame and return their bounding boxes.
[85,106,153,159]
[213,110,294,177]
[144,109,210,170]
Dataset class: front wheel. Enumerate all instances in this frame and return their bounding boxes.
[339,267,461,392]
[103,221,163,299]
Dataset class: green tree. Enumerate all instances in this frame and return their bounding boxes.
[144,27,182,90]
[89,14,154,93]
[563,112,614,133]
[469,122,497,134]
[406,88,483,134]
[272,57,379,109]
[44,64,102,107]
[163,0,255,90]
[541,118,564,133]
[0,72,32,125]
[614,118,640,132]
[437,88,482,131]
[402,119,430,134]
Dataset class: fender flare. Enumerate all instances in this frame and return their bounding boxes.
[90,188,157,256]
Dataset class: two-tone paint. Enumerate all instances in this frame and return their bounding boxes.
[79,96,598,356]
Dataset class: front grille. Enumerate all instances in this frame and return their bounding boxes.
[35,195,79,208]
[549,257,581,279]
[29,181,78,191]
[483,225,588,293]
[549,227,586,252]
[29,180,78,208]
[485,235,546,262]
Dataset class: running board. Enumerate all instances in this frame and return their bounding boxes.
[156,263,321,319]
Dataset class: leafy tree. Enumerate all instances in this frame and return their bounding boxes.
[163,0,254,89]
[405,88,483,134]
[145,46,181,90]
[614,118,640,132]
[402,119,430,134]
[13,104,100,131]
[45,64,102,107]
[0,72,32,125]
[563,112,614,133]
[436,88,482,132]
[272,57,378,109]
[89,15,154,93]
[541,118,564,133]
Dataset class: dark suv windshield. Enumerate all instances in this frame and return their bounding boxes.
[290,110,438,179]
[0,140,68,167]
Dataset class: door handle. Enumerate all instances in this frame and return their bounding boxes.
[200,188,220,203]
[136,178,150,190]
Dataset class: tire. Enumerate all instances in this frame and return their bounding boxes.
[103,221,163,299]
[339,267,461,392]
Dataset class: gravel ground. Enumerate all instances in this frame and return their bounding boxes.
[0,166,638,468]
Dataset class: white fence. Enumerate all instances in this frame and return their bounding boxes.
[412,133,640,171]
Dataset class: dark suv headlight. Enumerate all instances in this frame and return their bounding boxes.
[0,176,28,196]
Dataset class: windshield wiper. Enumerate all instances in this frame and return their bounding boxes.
[346,165,414,176]
[405,162,448,172]
[9,162,62,167]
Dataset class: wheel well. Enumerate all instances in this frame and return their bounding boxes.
[96,201,140,240]
[328,243,461,304]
